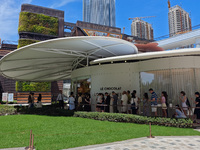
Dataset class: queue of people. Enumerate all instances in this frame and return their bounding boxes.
[28,89,200,123]
[93,89,200,123]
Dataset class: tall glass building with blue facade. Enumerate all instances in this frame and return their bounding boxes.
[83,0,116,27]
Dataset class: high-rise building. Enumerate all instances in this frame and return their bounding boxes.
[168,5,192,37]
[83,0,116,27]
[131,19,154,40]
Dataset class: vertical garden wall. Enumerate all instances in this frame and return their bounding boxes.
[16,12,59,92]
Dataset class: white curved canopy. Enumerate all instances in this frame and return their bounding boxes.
[91,48,200,64]
[0,36,138,81]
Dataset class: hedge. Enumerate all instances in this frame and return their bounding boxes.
[74,112,193,128]
[16,105,74,116]
[18,12,59,36]
[16,81,51,92]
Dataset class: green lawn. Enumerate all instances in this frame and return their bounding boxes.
[0,115,199,150]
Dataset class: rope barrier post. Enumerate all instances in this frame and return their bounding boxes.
[31,134,34,150]
[25,130,32,150]
[147,122,155,138]
[29,130,32,149]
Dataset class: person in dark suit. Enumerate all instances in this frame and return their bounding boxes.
[105,92,111,112]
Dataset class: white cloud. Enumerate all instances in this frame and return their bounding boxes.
[50,0,79,8]
[0,0,32,42]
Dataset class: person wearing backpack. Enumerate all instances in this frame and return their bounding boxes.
[180,91,189,116]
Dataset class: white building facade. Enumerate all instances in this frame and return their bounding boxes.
[168,5,192,37]
[131,19,154,40]
[83,0,116,27]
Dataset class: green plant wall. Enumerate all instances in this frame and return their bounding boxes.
[18,12,59,36]
[17,39,39,49]
[16,81,51,92]
[16,12,57,92]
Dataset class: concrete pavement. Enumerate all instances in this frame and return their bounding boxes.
[65,136,200,150]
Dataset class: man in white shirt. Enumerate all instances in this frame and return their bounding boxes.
[121,91,128,113]
[57,90,64,109]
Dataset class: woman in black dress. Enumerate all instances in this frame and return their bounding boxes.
[85,94,91,112]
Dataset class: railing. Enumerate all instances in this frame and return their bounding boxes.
[154,24,200,41]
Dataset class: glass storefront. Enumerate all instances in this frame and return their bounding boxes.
[140,68,199,106]
[72,77,91,96]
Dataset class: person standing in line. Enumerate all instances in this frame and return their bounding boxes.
[112,91,118,113]
[193,92,200,124]
[105,92,111,113]
[110,94,113,113]
[127,90,132,114]
[131,90,139,114]
[57,90,64,109]
[179,91,188,116]
[37,93,42,107]
[28,92,32,108]
[121,91,128,113]
[77,93,82,111]
[81,94,86,111]
[96,93,102,112]
[85,94,91,112]
[149,88,158,117]
[143,93,149,116]
[69,92,75,110]
[31,93,35,108]
[100,93,105,112]
[117,93,121,113]
[160,91,167,118]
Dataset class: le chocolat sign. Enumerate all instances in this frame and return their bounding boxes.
[100,87,122,91]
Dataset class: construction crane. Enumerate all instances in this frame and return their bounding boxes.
[168,0,171,9]
[128,16,156,21]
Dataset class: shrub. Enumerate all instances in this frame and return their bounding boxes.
[74,112,193,128]
[0,105,17,116]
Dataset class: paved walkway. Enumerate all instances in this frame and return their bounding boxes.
[65,136,200,150]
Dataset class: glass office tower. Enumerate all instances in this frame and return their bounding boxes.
[83,0,116,27]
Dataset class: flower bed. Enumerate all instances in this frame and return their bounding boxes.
[74,112,193,128]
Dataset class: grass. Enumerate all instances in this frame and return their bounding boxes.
[0,115,199,150]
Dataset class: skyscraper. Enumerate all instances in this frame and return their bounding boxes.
[168,5,192,37]
[83,0,116,27]
[131,19,154,40]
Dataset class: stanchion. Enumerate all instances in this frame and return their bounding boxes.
[25,130,34,150]
[147,122,155,138]
[31,134,34,150]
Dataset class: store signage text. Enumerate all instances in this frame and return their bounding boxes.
[100,87,122,91]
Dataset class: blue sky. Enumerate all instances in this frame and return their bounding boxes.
[0,0,199,42]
